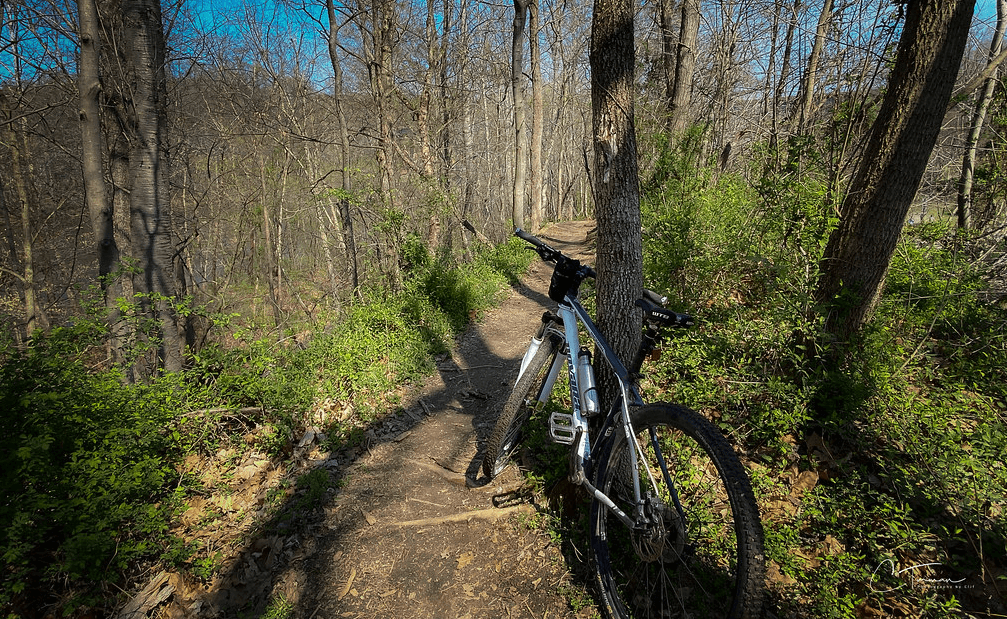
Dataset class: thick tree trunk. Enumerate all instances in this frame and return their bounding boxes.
[512,0,531,229]
[958,0,1006,230]
[124,0,182,373]
[814,0,976,342]
[668,0,699,136]
[78,0,126,363]
[591,0,643,401]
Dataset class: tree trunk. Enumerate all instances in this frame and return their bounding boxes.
[78,0,126,363]
[124,0,182,373]
[258,159,282,325]
[795,0,833,134]
[958,0,1006,230]
[591,0,644,401]
[762,1,780,122]
[4,116,46,337]
[771,0,800,154]
[668,0,699,136]
[529,0,544,230]
[423,0,442,247]
[710,0,739,155]
[659,0,678,134]
[366,0,396,210]
[512,0,531,230]
[325,0,360,292]
[814,0,977,343]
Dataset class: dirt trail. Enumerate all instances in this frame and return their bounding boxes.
[240,221,598,618]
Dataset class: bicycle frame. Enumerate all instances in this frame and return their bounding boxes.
[525,291,667,530]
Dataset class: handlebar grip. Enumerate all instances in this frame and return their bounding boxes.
[515,228,546,248]
[515,228,596,279]
[643,288,668,306]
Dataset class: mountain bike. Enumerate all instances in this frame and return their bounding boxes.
[482,229,765,619]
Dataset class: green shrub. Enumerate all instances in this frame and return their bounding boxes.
[0,329,185,610]
[1,231,533,615]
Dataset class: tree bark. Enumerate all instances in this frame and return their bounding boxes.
[795,0,833,134]
[78,0,126,362]
[771,0,800,154]
[958,0,1006,230]
[591,0,643,401]
[814,0,977,342]
[512,0,531,229]
[124,0,182,373]
[668,0,699,136]
[3,111,48,337]
[258,158,282,326]
[659,0,677,134]
[325,0,360,292]
[529,0,544,230]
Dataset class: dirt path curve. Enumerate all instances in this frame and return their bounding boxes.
[287,221,598,618]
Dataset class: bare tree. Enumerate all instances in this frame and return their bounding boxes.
[512,0,531,229]
[77,0,127,361]
[326,0,360,291]
[668,0,699,136]
[123,0,182,372]
[529,0,544,230]
[958,0,1006,230]
[795,0,834,134]
[770,0,800,153]
[1,105,48,336]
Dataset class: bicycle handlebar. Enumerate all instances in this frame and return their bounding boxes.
[516,229,673,310]
[515,228,597,279]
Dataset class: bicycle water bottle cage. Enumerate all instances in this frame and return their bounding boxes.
[549,258,583,302]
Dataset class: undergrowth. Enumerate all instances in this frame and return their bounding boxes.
[0,236,533,617]
[636,134,1007,617]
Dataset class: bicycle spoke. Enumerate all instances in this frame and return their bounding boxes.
[591,404,764,619]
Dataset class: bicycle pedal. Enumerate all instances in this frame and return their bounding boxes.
[548,412,576,445]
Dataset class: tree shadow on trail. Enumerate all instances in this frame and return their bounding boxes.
[195,231,595,618]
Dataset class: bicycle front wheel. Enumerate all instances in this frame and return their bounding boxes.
[590,403,765,619]
[482,333,563,479]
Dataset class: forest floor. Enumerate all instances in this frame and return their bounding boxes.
[114,220,1007,619]
[130,220,602,619]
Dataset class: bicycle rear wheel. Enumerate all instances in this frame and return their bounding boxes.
[482,333,562,479]
[590,403,765,619]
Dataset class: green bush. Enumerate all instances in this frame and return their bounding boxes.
[1,232,533,615]
[636,131,1006,617]
[0,327,185,610]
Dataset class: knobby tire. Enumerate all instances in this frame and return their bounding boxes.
[482,334,562,479]
[590,403,765,619]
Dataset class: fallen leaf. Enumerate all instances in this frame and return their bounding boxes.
[791,470,818,496]
[338,567,356,599]
[456,551,474,569]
